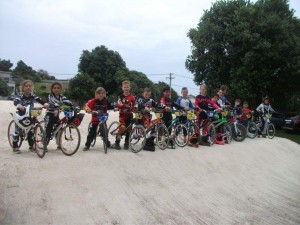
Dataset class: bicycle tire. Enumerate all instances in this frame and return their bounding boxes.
[108,121,120,141]
[129,125,146,153]
[7,120,23,148]
[102,123,108,154]
[206,123,216,146]
[59,123,81,156]
[156,124,169,150]
[173,123,188,147]
[34,124,46,158]
[224,123,232,144]
[247,121,258,139]
[267,123,275,139]
[232,123,247,142]
[187,122,200,141]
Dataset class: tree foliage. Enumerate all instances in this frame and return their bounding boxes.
[36,69,56,80]
[75,45,162,103]
[65,73,97,106]
[155,81,179,102]
[0,78,10,96]
[0,59,13,71]
[186,0,300,110]
[11,60,41,84]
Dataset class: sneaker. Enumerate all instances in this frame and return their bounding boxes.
[111,143,121,150]
[83,146,90,151]
[143,145,155,151]
[13,148,21,154]
[188,143,199,148]
[124,142,129,150]
[168,144,176,149]
[29,146,35,152]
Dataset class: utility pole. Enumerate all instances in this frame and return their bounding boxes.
[166,73,175,98]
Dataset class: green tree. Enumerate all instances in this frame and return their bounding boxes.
[155,81,178,102]
[186,0,300,110]
[36,69,56,80]
[0,78,10,96]
[0,59,13,71]
[78,45,126,91]
[65,73,97,106]
[113,68,161,101]
[77,45,160,102]
[11,60,41,85]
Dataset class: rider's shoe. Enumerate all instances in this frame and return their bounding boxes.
[83,146,90,151]
[111,143,121,150]
[143,145,155,151]
[124,142,129,150]
[13,148,21,154]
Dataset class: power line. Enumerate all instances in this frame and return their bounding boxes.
[173,73,194,80]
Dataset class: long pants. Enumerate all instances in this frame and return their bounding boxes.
[13,124,34,147]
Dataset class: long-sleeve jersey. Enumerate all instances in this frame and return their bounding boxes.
[136,96,157,114]
[47,93,73,108]
[256,103,275,114]
[233,105,243,116]
[241,108,252,121]
[194,95,220,111]
[160,97,182,109]
[85,97,114,123]
[13,93,45,108]
[116,94,136,115]
[175,97,194,110]
[217,95,231,108]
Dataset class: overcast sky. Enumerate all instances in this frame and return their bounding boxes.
[1,0,299,96]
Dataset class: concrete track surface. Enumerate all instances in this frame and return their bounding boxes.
[0,100,299,225]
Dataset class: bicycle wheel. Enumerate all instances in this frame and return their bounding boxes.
[187,123,200,140]
[173,123,188,147]
[34,124,46,158]
[101,123,108,154]
[247,121,258,139]
[129,125,146,153]
[206,123,216,146]
[108,121,119,142]
[156,124,169,150]
[266,123,275,139]
[232,123,247,142]
[7,120,23,148]
[59,123,81,156]
[223,123,232,144]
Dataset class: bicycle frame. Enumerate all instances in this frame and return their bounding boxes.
[9,106,43,141]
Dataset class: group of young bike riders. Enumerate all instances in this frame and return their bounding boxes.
[10,79,275,154]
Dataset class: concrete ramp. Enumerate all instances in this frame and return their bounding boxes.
[0,100,299,225]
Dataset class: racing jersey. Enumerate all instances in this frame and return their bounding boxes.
[14,93,45,108]
[85,97,113,123]
[195,95,220,111]
[136,96,157,114]
[116,94,136,115]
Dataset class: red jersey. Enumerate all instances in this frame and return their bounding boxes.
[117,94,136,115]
[241,108,252,120]
[85,98,113,123]
[194,95,220,111]
[160,97,175,108]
